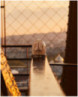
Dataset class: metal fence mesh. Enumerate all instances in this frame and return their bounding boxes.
[3,1,69,59]
[1,1,69,94]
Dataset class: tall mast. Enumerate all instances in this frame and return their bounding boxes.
[1,0,6,55]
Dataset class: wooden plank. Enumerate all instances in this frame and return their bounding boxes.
[50,63,77,66]
[19,87,28,91]
[2,45,32,47]
[29,56,65,96]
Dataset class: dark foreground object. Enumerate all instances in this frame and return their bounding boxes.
[61,1,77,96]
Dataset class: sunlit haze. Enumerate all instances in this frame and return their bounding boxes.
[4,1,69,36]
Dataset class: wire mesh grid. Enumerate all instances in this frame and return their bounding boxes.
[1,1,69,95]
[2,1,69,59]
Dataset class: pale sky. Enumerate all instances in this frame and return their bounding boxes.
[3,1,69,36]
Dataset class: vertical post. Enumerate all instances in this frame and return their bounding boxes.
[4,0,6,56]
[26,47,28,86]
[1,0,4,46]
[26,48,28,58]
[1,0,6,55]
[61,1,77,96]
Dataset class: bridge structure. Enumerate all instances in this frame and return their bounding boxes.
[1,1,77,96]
[1,40,66,96]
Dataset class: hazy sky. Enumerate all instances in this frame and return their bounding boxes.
[4,1,69,36]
